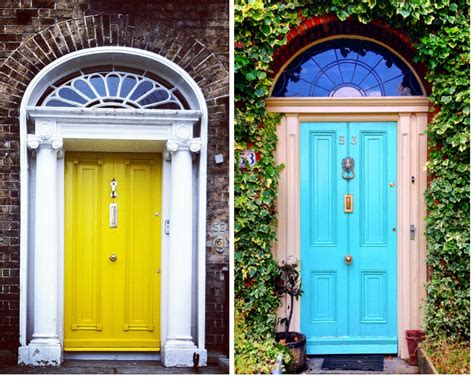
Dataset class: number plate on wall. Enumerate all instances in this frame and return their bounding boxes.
[239,150,257,168]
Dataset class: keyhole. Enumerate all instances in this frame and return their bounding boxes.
[110,179,117,198]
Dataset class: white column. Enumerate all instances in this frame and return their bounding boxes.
[162,137,206,367]
[18,125,63,366]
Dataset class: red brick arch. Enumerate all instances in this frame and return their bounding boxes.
[0,13,228,118]
[271,15,429,95]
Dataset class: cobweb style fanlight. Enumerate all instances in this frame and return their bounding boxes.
[272,38,423,97]
[41,66,188,110]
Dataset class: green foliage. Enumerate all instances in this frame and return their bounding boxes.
[234,300,292,374]
[234,0,470,372]
[415,8,470,340]
[420,339,470,374]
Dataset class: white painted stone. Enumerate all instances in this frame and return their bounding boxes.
[162,137,207,367]
[162,342,207,367]
[18,344,62,366]
[20,133,64,366]
[19,47,209,367]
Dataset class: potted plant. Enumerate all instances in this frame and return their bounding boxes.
[275,262,306,373]
[405,330,425,366]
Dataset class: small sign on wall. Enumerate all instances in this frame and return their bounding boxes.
[239,150,257,168]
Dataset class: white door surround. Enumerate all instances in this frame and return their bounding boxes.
[267,96,429,359]
[18,47,209,367]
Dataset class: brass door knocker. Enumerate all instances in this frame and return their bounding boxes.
[342,157,355,180]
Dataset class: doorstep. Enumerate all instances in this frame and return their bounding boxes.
[0,359,226,375]
[304,356,419,374]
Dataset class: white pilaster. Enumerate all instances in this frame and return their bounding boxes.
[19,122,63,366]
[162,136,206,367]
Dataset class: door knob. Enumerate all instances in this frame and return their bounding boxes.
[109,254,118,262]
[344,255,353,265]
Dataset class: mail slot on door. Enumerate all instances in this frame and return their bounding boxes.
[110,203,118,228]
[344,194,353,213]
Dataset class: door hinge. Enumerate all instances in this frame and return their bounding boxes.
[410,224,416,240]
[165,220,170,235]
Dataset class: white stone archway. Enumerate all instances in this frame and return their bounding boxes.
[18,47,208,367]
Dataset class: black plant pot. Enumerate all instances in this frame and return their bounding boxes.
[275,332,306,373]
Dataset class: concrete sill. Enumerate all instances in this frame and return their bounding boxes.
[418,348,438,374]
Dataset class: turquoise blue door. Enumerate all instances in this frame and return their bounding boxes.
[300,122,397,354]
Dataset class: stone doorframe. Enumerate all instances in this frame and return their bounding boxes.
[267,97,429,359]
[18,47,208,367]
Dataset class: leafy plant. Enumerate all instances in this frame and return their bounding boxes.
[420,339,470,374]
[276,262,303,340]
[234,299,292,374]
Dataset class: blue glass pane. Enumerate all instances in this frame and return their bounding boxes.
[90,75,106,97]
[58,88,87,104]
[72,79,96,99]
[324,65,342,86]
[130,81,154,101]
[45,99,76,107]
[272,38,423,97]
[120,76,138,98]
[352,63,370,84]
[314,73,334,92]
[139,89,170,106]
[285,76,312,96]
[339,63,354,83]
[107,74,120,97]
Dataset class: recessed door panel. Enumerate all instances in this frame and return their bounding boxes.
[310,133,337,246]
[301,122,397,354]
[122,161,159,332]
[66,159,104,332]
[65,152,161,351]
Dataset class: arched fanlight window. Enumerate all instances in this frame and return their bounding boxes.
[40,66,189,109]
[272,38,423,97]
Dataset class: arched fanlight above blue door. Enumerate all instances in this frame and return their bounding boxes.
[40,66,189,109]
[272,38,423,97]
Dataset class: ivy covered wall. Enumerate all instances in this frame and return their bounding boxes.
[234,0,469,373]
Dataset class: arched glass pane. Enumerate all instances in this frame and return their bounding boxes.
[129,80,154,101]
[139,89,170,106]
[90,75,106,97]
[272,39,423,97]
[72,79,96,99]
[41,67,188,109]
[106,74,121,97]
[58,88,88,104]
[45,99,76,107]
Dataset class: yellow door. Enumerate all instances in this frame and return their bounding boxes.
[64,152,162,351]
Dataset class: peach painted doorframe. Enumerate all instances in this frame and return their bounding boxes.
[267,96,429,359]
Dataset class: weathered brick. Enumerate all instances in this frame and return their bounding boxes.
[0,0,229,355]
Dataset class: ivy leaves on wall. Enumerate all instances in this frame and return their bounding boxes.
[234,0,469,372]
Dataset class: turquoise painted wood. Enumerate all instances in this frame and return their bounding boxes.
[300,122,397,355]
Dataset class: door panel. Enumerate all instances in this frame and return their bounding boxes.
[65,158,106,332]
[350,123,397,343]
[64,152,161,351]
[301,123,348,339]
[301,122,397,354]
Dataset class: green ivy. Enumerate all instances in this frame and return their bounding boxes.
[234,0,470,372]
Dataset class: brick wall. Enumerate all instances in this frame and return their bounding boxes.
[0,0,228,354]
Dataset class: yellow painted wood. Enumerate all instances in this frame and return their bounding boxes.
[65,152,162,351]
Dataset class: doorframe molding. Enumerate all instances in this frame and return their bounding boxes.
[18,47,209,367]
[267,96,429,359]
